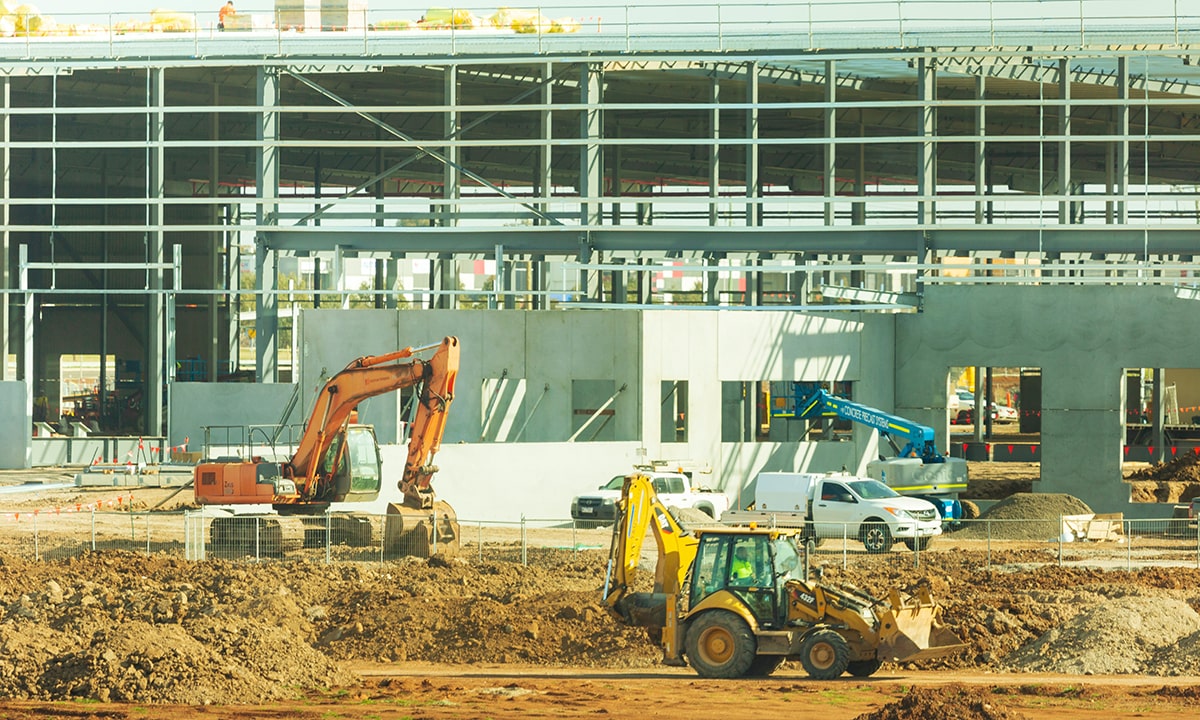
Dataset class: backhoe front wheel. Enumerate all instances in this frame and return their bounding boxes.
[798,629,850,680]
[684,611,757,678]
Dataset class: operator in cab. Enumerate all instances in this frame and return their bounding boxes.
[730,546,754,584]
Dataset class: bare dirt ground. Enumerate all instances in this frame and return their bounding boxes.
[3,465,1200,718]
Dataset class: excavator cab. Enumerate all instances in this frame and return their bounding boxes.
[320,425,383,504]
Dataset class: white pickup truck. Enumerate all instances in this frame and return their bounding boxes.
[571,469,731,528]
[722,471,942,553]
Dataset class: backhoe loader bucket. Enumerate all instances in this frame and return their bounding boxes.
[384,500,460,558]
[875,587,967,663]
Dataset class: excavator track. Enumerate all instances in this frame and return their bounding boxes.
[209,514,306,558]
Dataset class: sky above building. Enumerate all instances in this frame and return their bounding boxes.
[15,1,1157,30]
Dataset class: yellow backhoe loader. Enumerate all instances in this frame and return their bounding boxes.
[602,473,965,678]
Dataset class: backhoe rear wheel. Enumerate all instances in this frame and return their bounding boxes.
[684,611,757,678]
[798,629,850,680]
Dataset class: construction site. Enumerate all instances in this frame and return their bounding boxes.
[6,0,1200,717]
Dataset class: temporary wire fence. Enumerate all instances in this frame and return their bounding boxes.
[3,509,1198,571]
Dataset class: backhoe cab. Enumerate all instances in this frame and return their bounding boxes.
[603,473,965,679]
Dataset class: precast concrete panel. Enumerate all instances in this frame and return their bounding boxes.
[299,309,403,444]
[897,285,1200,515]
[0,381,30,469]
[639,312,720,474]
[169,382,297,457]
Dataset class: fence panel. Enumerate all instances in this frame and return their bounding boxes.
[1,509,1195,572]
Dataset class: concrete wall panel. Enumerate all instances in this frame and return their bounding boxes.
[897,285,1200,515]
[0,381,30,469]
[170,382,296,457]
[379,440,647,523]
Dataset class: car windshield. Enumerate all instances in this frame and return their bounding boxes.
[601,475,625,490]
[847,479,900,499]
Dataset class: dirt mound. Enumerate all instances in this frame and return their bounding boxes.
[0,550,659,703]
[1125,454,1200,502]
[0,554,353,703]
[956,493,1092,540]
[854,684,1030,720]
[5,541,1200,705]
[1127,452,1200,483]
[1003,595,1200,674]
[1150,628,1200,675]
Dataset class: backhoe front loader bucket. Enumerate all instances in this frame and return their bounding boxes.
[384,500,460,558]
[876,587,967,663]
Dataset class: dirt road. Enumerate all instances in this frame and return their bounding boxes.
[0,667,1197,719]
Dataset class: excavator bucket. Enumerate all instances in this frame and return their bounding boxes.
[384,500,460,558]
[875,587,968,663]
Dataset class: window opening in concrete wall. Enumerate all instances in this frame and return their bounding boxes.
[950,366,1040,506]
[949,366,1026,434]
[724,380,857,443]
[721,381,761,442]
[480,375,527,443]
[661,381,688,443]
[1123,368,1200,449]
[54,354,116,434]
[571,379,618,442]
[1123,367,1200,505]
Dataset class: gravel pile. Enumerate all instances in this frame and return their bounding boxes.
[957,493,1093,540]
[1003,595,1200,675]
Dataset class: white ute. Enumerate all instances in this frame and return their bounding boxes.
[571,464,730,528]
[723,471,942,553]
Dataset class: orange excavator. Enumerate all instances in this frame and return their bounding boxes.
[194,336,460,557]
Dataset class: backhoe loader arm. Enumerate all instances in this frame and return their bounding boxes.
[603,474,699,614]
[288,337,459,502]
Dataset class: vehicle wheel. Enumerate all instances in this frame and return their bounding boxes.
[846,658,883,678]
[960,500,981,521]
[684,611,757,678]
[798,628,850,680]
[695,504,715,518]
[859,522,893,554]
[903,536,932,552]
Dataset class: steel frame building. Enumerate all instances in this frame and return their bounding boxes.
[6,1,1200,437]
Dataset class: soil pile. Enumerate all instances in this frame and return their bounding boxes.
[1003,595,1200,674]
[1127,452,1200,483]
[1127,454,1200,502]
[0,550,659,703]
[854,684,1030,720]
[956,493,1092,540]
[5,543,1200,704]
[1151,628,1200,675]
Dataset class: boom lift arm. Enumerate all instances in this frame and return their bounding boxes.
[791,383,946,464]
